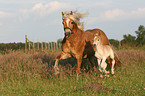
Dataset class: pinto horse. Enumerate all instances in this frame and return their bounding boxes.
[54,12,120,80]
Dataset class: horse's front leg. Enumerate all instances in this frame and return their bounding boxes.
[102,62,110,74]
[100,58,109,77]
[54,52,71,75]
[76,56,83,81]
[97,59,102,73]
[111,59,115,75]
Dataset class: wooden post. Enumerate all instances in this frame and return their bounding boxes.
[48,42,50,50]
[54,43,56,50]
[59,43,61,49]
[29,41,30,50]
[33,41,35,51]
[37,42,39,50]
[119,40,121,50]
[25,35,27,52]
[45,42,47,50]
[51,42,53,50]
[41,42,43,51]
[56,43,58,50]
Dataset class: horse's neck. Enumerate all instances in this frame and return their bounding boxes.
[96,40,104,52]
[72,24,83,36]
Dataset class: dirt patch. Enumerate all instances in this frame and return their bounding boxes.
[82,83,108,92]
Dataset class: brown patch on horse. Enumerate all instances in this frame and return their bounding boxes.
[85,29,110,45]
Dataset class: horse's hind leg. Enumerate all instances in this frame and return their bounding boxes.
[102,62,109,74]
[76,56,83,81]
[54,52,71,75]
[111,59,115,75]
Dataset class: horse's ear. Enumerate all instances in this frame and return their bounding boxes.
[70,11,73,15]
[62,12,64,17]
[98,36,101,41]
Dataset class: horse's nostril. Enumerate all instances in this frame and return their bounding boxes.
[65,32,71,37]
[93,44,96,47]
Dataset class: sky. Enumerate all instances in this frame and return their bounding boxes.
[0,0,145,43]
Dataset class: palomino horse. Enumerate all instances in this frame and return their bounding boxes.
[54,11,120,80]
[93,33,115,78]
[61,11,121,68]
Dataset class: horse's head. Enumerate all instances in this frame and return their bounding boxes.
[93,33,101,46]
[62,11,76,38]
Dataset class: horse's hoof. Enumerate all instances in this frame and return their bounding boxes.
[111,71,115,75]
[100,74,103,78]
[104,75,110,77]
[106,71,110,74]
[54,72,60,75]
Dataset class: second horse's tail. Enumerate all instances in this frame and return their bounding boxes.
[114,53,121,68]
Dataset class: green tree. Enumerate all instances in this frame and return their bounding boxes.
[122,34,136,46]
[109,39,119,49]
[135,25,145,46]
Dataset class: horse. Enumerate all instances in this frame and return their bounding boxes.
[54,11,118,80]
[93,33,115,78]
[61,11,121,68]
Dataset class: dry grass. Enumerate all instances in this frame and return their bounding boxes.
[0,49,144,95]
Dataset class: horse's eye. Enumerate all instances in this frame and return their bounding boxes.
[71,22,75,24]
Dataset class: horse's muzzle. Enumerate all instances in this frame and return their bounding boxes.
[93,43,96,48]
[65,32,71,38]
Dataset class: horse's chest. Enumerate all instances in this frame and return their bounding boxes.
[95,51,103,59]
[95,47,105,59]
[63,39,84,55]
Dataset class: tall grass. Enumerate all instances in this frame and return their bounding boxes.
[0,49,144,95]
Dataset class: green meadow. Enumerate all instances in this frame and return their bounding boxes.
[0,49,144,96]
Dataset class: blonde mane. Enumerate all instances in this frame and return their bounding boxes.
[62,11,87,30]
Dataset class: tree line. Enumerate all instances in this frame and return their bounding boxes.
[0,25,145,51]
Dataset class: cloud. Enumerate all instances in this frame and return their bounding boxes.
[103,8,145,21]
[87,7,145,24]
[0,11,14,18]
[19,1,72,20]
[130,8,145,19]
[102,9,125,21]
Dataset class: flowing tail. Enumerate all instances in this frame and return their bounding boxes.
[114,53,121,68]
[106,52,121,70]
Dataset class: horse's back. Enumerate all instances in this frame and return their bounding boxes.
[85,29,110,45]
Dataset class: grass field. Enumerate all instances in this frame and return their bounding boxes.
[0,49,145,96]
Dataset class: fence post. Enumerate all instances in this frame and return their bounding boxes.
[29,42,30,50]
[45,42,47,50]
[25,35,27,52]
[48,42,50,50]
[119,40,121,50]
[33,41,35,51]
[37,42,39,50]
[41,42,43,51]
[51,42,53,50]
